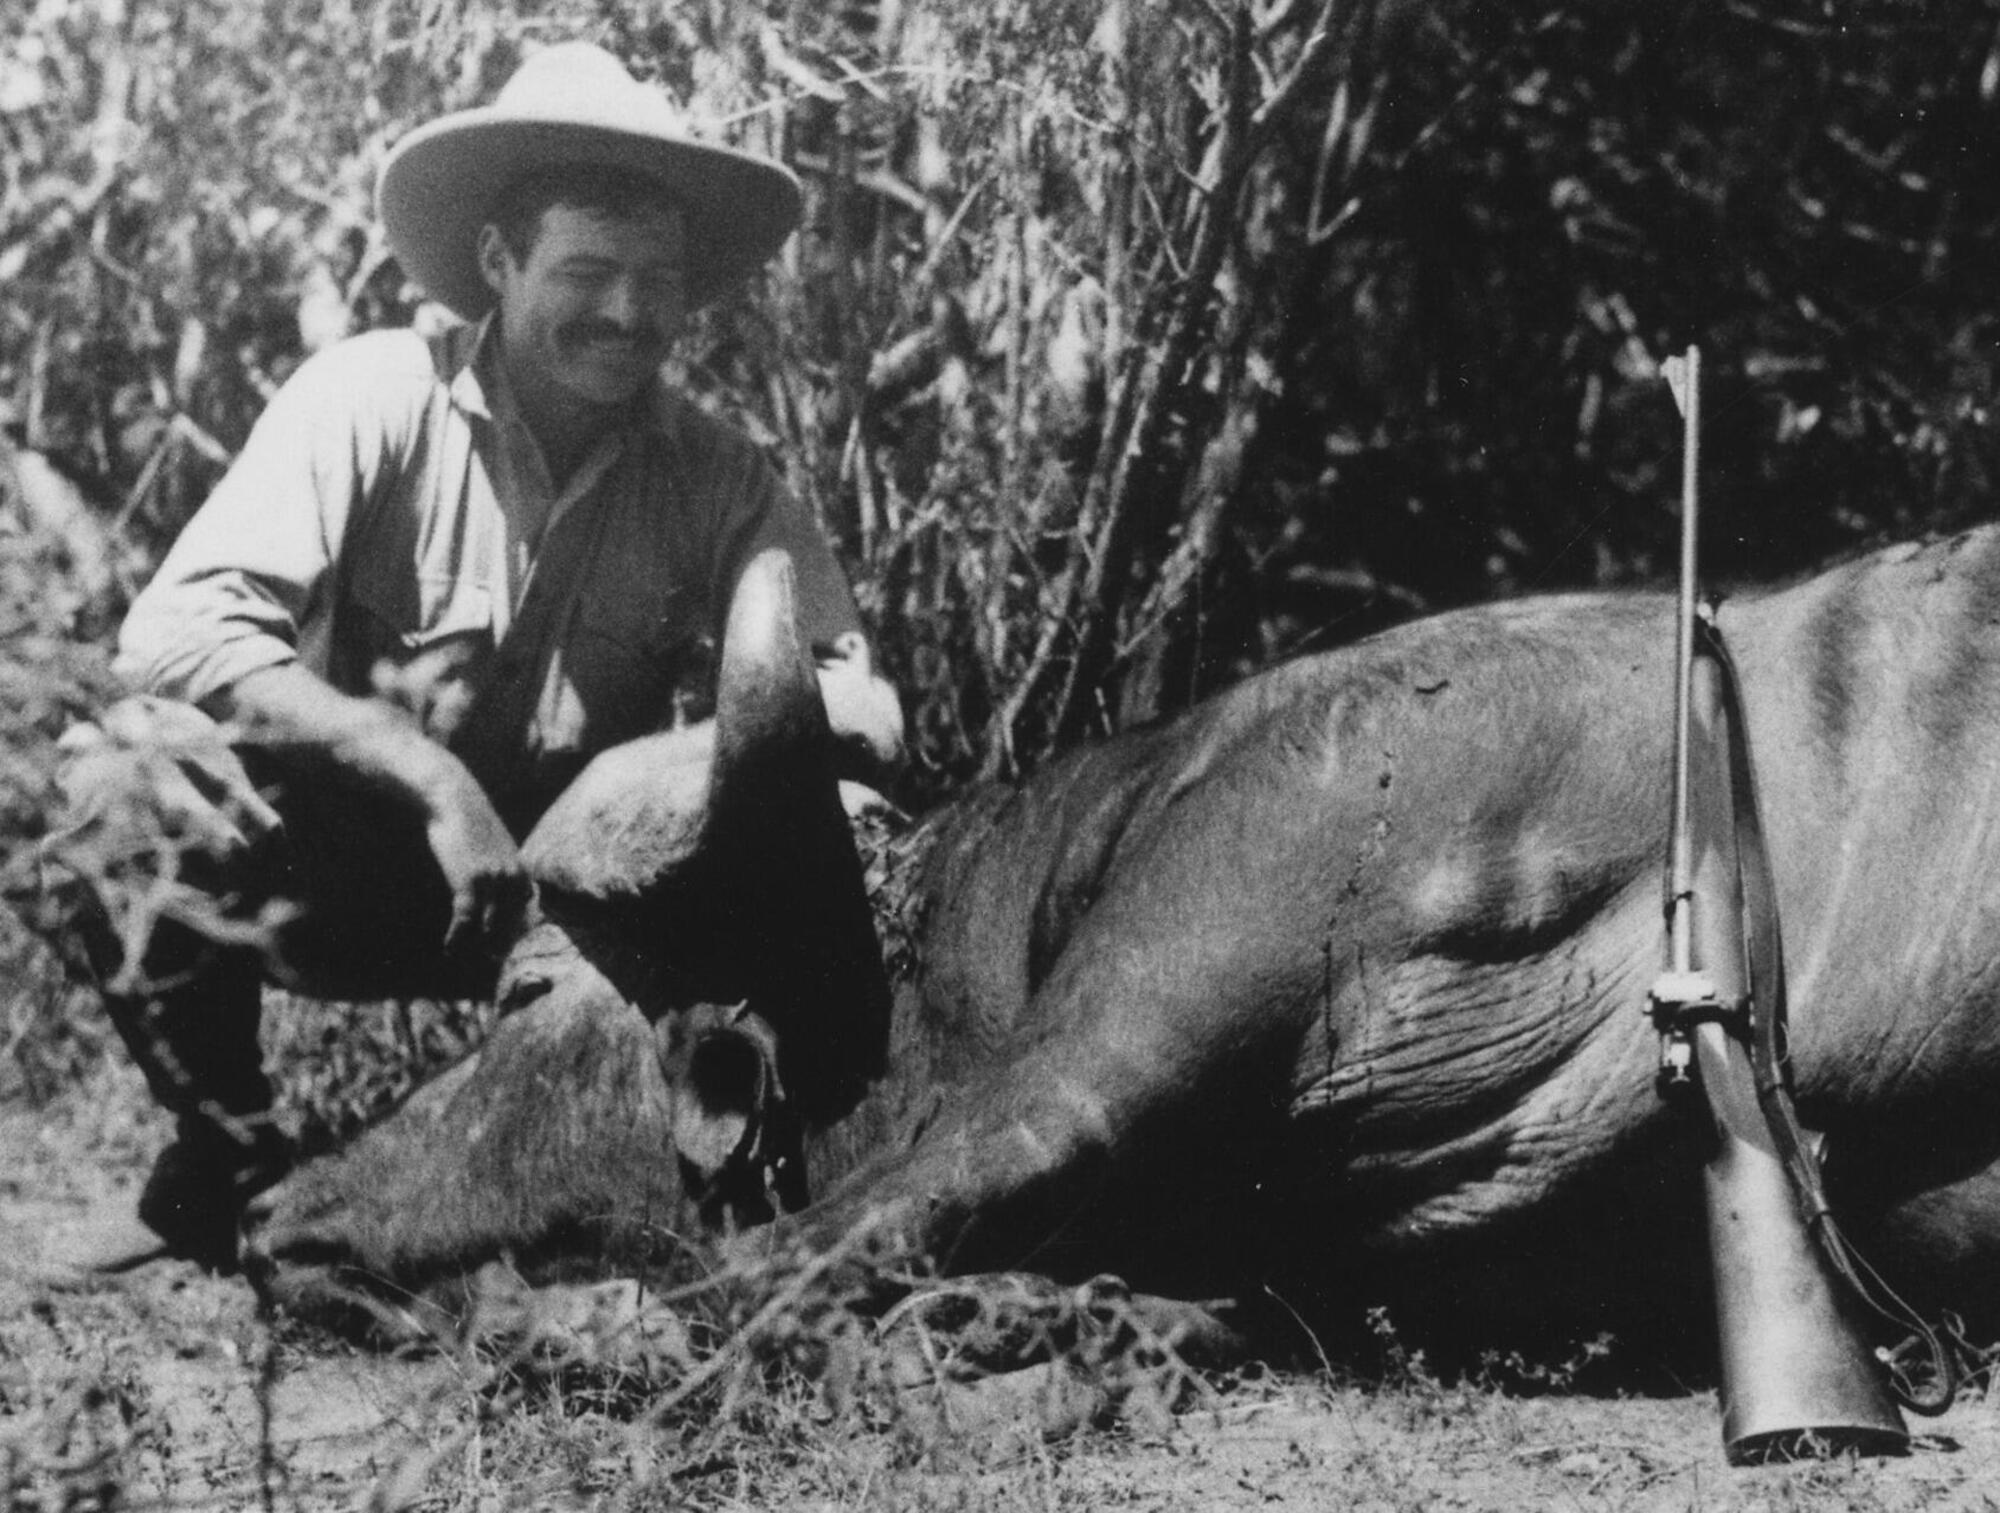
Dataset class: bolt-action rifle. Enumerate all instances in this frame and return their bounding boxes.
[1648,348,1934,1463]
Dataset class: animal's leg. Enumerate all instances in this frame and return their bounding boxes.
[794,902,1308,1289]
[1833,1151,2000,1340]
[793,717,1392,1286]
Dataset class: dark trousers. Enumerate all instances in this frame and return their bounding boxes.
[36,695,499,1143]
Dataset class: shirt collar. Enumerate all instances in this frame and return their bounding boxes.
[443,314,499,422]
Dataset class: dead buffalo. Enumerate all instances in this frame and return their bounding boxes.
[243,530,2000,1368]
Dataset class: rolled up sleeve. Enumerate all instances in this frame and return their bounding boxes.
[115,335,415,705]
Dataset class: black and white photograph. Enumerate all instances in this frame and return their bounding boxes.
[4,1,2000,1506]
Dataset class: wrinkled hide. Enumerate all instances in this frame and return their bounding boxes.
[251,529,2000,1356]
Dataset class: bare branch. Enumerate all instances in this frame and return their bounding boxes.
[1251,0,1345,139]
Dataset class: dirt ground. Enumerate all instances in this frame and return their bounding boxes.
[6,1064,2000,1513]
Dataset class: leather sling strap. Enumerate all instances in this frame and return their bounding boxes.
[1694,613,1960,1413]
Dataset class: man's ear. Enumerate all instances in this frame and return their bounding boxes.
[476,224,513,299]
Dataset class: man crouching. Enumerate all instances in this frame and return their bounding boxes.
[36,41,902,1275]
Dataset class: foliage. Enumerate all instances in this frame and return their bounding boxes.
[266,992,494,1152]
[4,0,1999,803]
[0,442,121,1102]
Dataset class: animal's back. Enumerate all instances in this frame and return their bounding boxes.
[910,587,1685,1153]
[1724,528,2000,1131]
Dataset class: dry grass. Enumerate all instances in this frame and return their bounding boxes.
[8,1052,2000,1513]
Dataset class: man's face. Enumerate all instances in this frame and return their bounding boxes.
[478,200,689,421]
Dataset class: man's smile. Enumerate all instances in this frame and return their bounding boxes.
[565,325,656,360]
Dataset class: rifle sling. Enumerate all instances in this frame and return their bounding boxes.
[1693,614,1959,1413]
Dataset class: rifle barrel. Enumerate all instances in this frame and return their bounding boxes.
[1668,346,1702,974]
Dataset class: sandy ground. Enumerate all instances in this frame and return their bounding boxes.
[6,1066,2000,1513]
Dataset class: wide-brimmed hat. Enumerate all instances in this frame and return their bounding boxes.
[378,42,803,318]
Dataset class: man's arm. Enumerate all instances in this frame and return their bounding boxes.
[814,630,905,784]
[116,334,431,705]
[115,335,526,957]
[205,662,530,961]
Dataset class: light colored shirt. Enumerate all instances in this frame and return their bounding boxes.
[117,319,869,820]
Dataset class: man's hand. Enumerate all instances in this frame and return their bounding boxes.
[422,767,533,963]
[813,631,905,782]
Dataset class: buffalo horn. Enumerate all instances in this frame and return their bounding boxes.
[676,549,891,1124]
[519,549,891,1126]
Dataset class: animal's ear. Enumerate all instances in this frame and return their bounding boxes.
[663,1003,764,1177]
[659,1002,807,1226]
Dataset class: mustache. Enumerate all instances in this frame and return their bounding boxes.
[562,319,660,347]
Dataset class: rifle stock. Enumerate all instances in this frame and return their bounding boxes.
[1682,646,1906,1463]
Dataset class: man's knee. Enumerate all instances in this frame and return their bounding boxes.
[35,694,283,989]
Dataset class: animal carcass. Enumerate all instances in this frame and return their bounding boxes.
[245,532,2000,1360]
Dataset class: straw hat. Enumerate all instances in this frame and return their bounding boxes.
[378,42,803,318]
